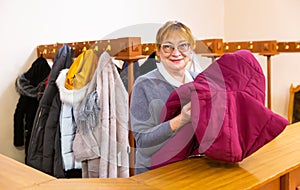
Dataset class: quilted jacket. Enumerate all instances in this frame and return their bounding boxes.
[27,44,74,177]
[151,50,288,169]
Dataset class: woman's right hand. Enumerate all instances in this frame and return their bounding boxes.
[170,102,191,132]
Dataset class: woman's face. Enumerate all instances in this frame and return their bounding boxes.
[157,31,192,75]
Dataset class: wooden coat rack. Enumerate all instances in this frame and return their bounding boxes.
[37,37,146,176]
[37,37,300,176]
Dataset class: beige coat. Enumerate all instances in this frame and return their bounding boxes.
[73,51,130,178]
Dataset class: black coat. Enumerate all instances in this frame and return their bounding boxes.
[27,44,73,177]
[13,57,50,164]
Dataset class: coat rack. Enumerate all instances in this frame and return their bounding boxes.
[37,37,300,176]
[37,37,146,176]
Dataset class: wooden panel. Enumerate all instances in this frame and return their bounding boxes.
[37,37,143,59]
[223,40,278,55]
[37,39,300,60]
[66,41,97,58]
[0,154,55,190]
[112,37,142,58]
[37,43,63,59]
[280,167,300,190]
[288,84,300,124]
[195,39,223,54]
[277,42,300,52]
[255,178,280,190]
[141,43,156,55]
[223,41,252,53]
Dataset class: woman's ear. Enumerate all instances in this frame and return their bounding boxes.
[156,49,160,56]
[156,50,161,62]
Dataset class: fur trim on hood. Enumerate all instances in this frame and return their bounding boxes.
[15,74,39,98]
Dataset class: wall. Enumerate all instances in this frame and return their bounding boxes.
[224,0,300,117]
[0,0,224,163]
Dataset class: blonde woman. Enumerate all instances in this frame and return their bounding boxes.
[130,21,200,174]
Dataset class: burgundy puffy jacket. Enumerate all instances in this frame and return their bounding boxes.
[151,50,288,169]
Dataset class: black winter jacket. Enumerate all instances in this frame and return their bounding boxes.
[27,44,73,177]
[13,57,50,164]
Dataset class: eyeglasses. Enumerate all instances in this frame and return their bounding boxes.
[161,42,191,54]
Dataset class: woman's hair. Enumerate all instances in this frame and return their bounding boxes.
[155,21,195,53]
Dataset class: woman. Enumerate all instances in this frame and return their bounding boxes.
[130,21,201,174]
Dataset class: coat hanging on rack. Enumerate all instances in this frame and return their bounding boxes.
[27,44,74,177]
[73,51,130,178]
[13,56,51,164]
[56,48,99,173]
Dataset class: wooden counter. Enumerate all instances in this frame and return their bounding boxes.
[22,178,156,190]
[132,122,300,190]
[1,122,300,190]
[0,154,55,190]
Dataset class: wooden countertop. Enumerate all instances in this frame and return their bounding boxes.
[22,178,156,190]
[131,122,300,190]
[1,122,300,190]
[0,154,55,190]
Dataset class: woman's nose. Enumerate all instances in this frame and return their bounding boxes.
[171,47,181,56]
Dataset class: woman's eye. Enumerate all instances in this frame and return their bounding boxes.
[164,45,172,49]
[179,43,187,48]
[178,43,190,51]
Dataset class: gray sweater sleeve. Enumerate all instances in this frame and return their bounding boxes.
[130,71,176,155]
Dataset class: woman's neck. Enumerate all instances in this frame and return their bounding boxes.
[169,70,185,83]
[156,62,187,87]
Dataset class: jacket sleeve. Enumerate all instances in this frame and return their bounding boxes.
[13,96,27,146]
[42,93,61,175]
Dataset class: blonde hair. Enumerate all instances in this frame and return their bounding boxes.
[156,21,195,53]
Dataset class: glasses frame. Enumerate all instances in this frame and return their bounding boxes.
[160,42,191,54]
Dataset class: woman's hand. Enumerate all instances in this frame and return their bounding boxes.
[170,102,191,132]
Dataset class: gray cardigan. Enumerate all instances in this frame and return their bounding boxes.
[130,69,197,174]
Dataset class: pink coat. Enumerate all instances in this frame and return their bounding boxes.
[151,50,288,169]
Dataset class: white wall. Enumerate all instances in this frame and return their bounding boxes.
[0,0,224,163]
[2,0,298,165]
[224,0,300,117]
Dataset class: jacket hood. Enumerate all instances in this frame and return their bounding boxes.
[56,69,89,105]
[15,74,40,98]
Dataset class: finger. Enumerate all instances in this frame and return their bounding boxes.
[185,102,191,110]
